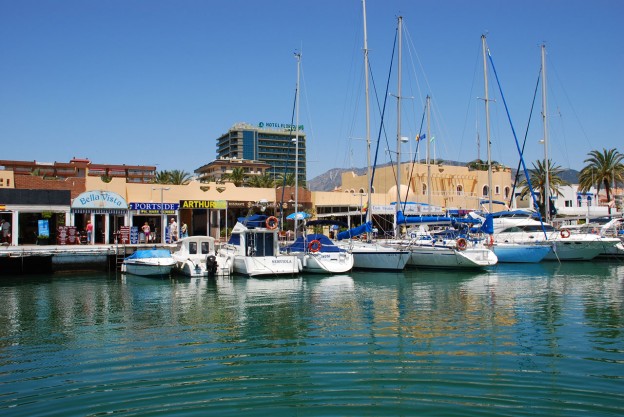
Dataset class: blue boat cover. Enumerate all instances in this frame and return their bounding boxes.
[237,214,268,229]
[126,249,172,260]
[286,234,343,253]
[397,211,452,225]
[336,221,373,241]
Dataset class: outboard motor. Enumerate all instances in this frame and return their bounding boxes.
[205,254,218,276]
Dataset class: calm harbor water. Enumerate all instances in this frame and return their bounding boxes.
[1,261,623,416]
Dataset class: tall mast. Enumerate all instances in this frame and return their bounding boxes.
[426,95,431,207]
[395,16,403,237]
[293,51,301,234]
[362,0,372,227]
[482,35,493,213]
[541,44,550,222]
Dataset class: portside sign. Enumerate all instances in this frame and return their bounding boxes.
[129,202,180,214]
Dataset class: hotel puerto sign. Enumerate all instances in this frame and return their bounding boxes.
[258,121,304,131]
[130,202,179,215]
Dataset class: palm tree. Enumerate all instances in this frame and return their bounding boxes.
[519,159,570,217]
[578,148,624,214]
[223,167,246,187]
[276,172,296,187]
[153,170,172,184]
[247,173,275,188]
[168,170,192,185]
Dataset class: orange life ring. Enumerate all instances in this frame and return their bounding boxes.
[456,238,467,251]
[308,239,322,253]
[560,229,570,239]
[265,216,278,230]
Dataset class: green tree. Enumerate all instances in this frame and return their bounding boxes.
[153,170,172,184]
[223,167,246,187]
[578,148,624,214]
[168,170,192,185]
[277,172,296,187]
[247,173,275,188]
[519,159,570,217]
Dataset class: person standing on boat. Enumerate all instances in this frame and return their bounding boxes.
[169,218,178,242]
[85,220,94,244]
[141,222,151,243]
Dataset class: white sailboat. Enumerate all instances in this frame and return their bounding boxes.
[334,0,410,271]
[480,35,551,263]
[389,22,497,269]
[489,44,619,261]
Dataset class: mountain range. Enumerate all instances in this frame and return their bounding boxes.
[307,161,580,192]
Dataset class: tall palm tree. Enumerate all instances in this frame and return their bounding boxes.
[168,170,192,185]
[247,173,275,188]
[223,167,246,187]
[277,172,296,187]
[578,148,624,214]
[153,170,172,184]
[519,159,570,217]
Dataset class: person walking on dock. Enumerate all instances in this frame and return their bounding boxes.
[86,220,94,244]
[169,218,178,243]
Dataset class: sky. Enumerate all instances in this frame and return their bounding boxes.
[1,0,622,181]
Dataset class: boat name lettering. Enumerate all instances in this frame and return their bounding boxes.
[272,259,294,264]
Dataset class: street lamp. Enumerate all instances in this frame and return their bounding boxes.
[152,187,170,243]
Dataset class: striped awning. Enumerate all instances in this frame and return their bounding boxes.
[72,208,127,215]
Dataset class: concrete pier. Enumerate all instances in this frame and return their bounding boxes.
[0,244,175,275]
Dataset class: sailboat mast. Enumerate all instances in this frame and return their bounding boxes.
[426,95,431,207]
[395,16,403,237]
[541,44,550,222]
[482,35,493,213]
[362,0,372,226]
[294,51,301,235]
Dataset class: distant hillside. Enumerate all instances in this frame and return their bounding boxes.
[308,162,580,192]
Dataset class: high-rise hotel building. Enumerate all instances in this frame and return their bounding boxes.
[216,122,307,185]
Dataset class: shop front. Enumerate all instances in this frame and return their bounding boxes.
[128,202,179,243]
[179,200,227,239]
[71,190,128,244]
[0,189,71,245]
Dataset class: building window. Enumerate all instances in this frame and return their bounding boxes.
[359,188,365,194]
[482,185,489,197]
[422,183,427,195]
[456,185,463,195]
[504,186,510,199]
[495,185,500,195]
[565,200,572,207]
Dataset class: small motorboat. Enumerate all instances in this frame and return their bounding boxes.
[121,248,175,277]
[171,236,219,277]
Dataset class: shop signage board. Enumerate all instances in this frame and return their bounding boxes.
[56,226,79,245]
[179,200,227,209]
[129,202,179,214]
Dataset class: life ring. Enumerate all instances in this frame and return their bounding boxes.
[265,216,278,230]
[308,239,322,253]
[560,229,571,239]
[456,238,467,251]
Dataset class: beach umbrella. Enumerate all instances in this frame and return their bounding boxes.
[286,212,310,220]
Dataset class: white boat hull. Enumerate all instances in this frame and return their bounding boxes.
[233,255,300,277]
[407,246,497,268]
[341,241,410,270]
[121,258,175,277]
[297,251,354,274]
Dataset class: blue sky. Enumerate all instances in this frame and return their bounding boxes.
[1,0,622,180]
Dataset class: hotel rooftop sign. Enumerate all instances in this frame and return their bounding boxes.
[258,122,304,131]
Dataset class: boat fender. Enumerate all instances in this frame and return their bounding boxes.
[560,229,571,239]
[308,239,322,253]
[266,216,279,230]
[487,235,494,246]
[456,238,467,251]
